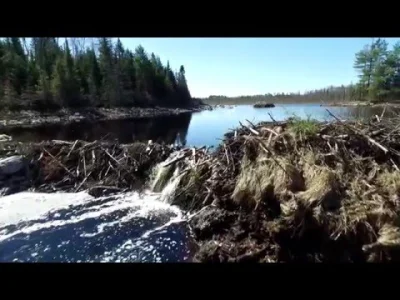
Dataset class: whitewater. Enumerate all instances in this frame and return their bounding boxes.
[0,183,197,262]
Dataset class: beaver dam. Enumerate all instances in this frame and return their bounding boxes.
[2,109,400,262]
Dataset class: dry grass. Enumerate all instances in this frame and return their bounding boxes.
[231,151,304,210]
[176,114,400,262]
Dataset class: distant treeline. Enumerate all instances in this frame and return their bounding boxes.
[0,38,192,111]
[204,38,400,105]
[202,85,359,105]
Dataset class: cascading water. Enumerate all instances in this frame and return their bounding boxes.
[0,154,197,262]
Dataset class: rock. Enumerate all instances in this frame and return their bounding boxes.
[189,206,236,240]
[88,186,123,198]
[0,156,27,176]
[0,184,27,196]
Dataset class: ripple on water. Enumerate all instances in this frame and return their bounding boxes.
[0,191,196,262]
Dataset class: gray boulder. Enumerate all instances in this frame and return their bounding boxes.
[0,156,27,176]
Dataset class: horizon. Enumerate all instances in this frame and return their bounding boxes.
[121,37,400,98]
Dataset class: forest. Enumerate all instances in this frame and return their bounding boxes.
[0,38,193,111]
[204,38,400,105]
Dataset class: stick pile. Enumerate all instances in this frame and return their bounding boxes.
[161,112,400,262]
[25,139,174,193]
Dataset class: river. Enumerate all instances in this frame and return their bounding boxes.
[0,103,397,262]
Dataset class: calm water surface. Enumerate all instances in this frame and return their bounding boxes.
[4,103,398,148]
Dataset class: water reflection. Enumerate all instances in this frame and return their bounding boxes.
[5,113,193,147]
[4,104,400,148]
[336,105,400,120]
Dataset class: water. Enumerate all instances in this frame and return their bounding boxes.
[0,191,197,262]
[1,103,398,262]
[4,103,398,148]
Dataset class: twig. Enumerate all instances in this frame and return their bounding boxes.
[102,163,111,178]
[246,119,257,128]
[223,143,230,165]
[162,152,189,167]
[75,170,93,192]
[267,132,273,146]
[268,113,277,123]
[192,148,196,164]
[239,121,260,136]
[42,147,76,178]
[380,105,387,120]
[391,159,400,172]
[326,109,389,154]
[103,148,121,165]
[262,127,279,136]
[256,138,288,175]
[91,150,96,165]
[67,140,79,157]
[51,140,74,146]
[83,154,87,178]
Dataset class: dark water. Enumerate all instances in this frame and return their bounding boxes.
[0,192,197,262]
[4,104,399,148]
[1,103,399,262]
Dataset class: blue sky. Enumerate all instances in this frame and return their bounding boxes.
[121,38,400,98]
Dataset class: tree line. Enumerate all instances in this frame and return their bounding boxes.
[353,38,400,102]
[203,85,360,105]
[0,38,193,111]
[204,38,400,105]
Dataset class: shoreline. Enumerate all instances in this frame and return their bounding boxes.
[320,101,400,108]
[2,115,400,262]
[0,106,204,130]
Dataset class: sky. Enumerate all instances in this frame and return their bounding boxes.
[121,38,400,98]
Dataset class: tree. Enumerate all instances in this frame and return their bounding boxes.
[0,37,193,110]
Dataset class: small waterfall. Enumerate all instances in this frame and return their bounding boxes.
[0,150,196,263]
[158,167,186,204]
[149,152,188,204]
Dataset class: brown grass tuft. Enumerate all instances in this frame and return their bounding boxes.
[298,165,341,211]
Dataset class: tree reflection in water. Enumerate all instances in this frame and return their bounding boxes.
[5,113,193,146]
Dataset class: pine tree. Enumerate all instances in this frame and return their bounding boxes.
[63,40,80,106]
[51,55,67,106]
[0,37,193,110]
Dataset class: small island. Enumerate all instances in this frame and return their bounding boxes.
[253,102,275,108]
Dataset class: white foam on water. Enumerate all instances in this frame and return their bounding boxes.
[0,190,184,243]
[0,191,92,227]
[0,159,196,262]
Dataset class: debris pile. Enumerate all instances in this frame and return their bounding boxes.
[158,112,400,262]
[4,139,175,194]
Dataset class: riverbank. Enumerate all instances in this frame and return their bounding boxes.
[0,106,204,130]
[321,101,400,108]
[2,113,400,262]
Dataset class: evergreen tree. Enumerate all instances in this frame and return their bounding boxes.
[0,37,193,110]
